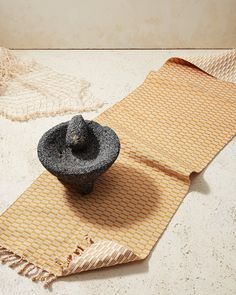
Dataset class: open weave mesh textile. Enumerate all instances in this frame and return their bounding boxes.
[0,50,235,286]
[0,47,103,121]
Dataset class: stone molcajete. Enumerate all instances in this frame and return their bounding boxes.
[37,115,120,194]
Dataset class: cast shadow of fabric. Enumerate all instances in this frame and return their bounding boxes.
[57,253,151,284]
[189,170,210,195]
[64,162,160,228]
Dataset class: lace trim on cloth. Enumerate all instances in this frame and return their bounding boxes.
[0,47,103,121]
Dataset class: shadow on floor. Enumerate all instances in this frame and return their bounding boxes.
[57,252,151,284]
[189,169,210,195]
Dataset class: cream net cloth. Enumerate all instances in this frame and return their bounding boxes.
[0,50,235,286]
[0,48,103,121]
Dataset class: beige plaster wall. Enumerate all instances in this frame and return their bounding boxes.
[0,0,235,49]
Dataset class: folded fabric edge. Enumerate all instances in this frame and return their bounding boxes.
[61,239,140,276]
[0,239,139,286]
[167,49,236,84]
[0,245,57,287]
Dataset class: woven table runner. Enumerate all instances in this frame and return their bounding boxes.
[0,50,235,286]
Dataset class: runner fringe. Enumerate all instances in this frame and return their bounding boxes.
[0,245,57,287]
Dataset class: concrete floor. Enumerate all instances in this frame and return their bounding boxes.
[0,50,235,295]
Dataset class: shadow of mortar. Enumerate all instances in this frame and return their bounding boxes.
[52,162,159,285]
[63,162,160,228]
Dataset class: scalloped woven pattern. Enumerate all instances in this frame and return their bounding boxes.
[185,49,236,83]
[0,54,236,284]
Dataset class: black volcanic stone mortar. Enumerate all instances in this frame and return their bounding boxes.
[37,115,120,194]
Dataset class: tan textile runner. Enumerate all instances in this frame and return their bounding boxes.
[0,50,235,286]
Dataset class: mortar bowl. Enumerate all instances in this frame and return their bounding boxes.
[37,116,120,194]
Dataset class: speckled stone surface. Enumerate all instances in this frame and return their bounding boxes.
[37,115,120,194]
[0,50,235,295]
[66,115,90,151]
